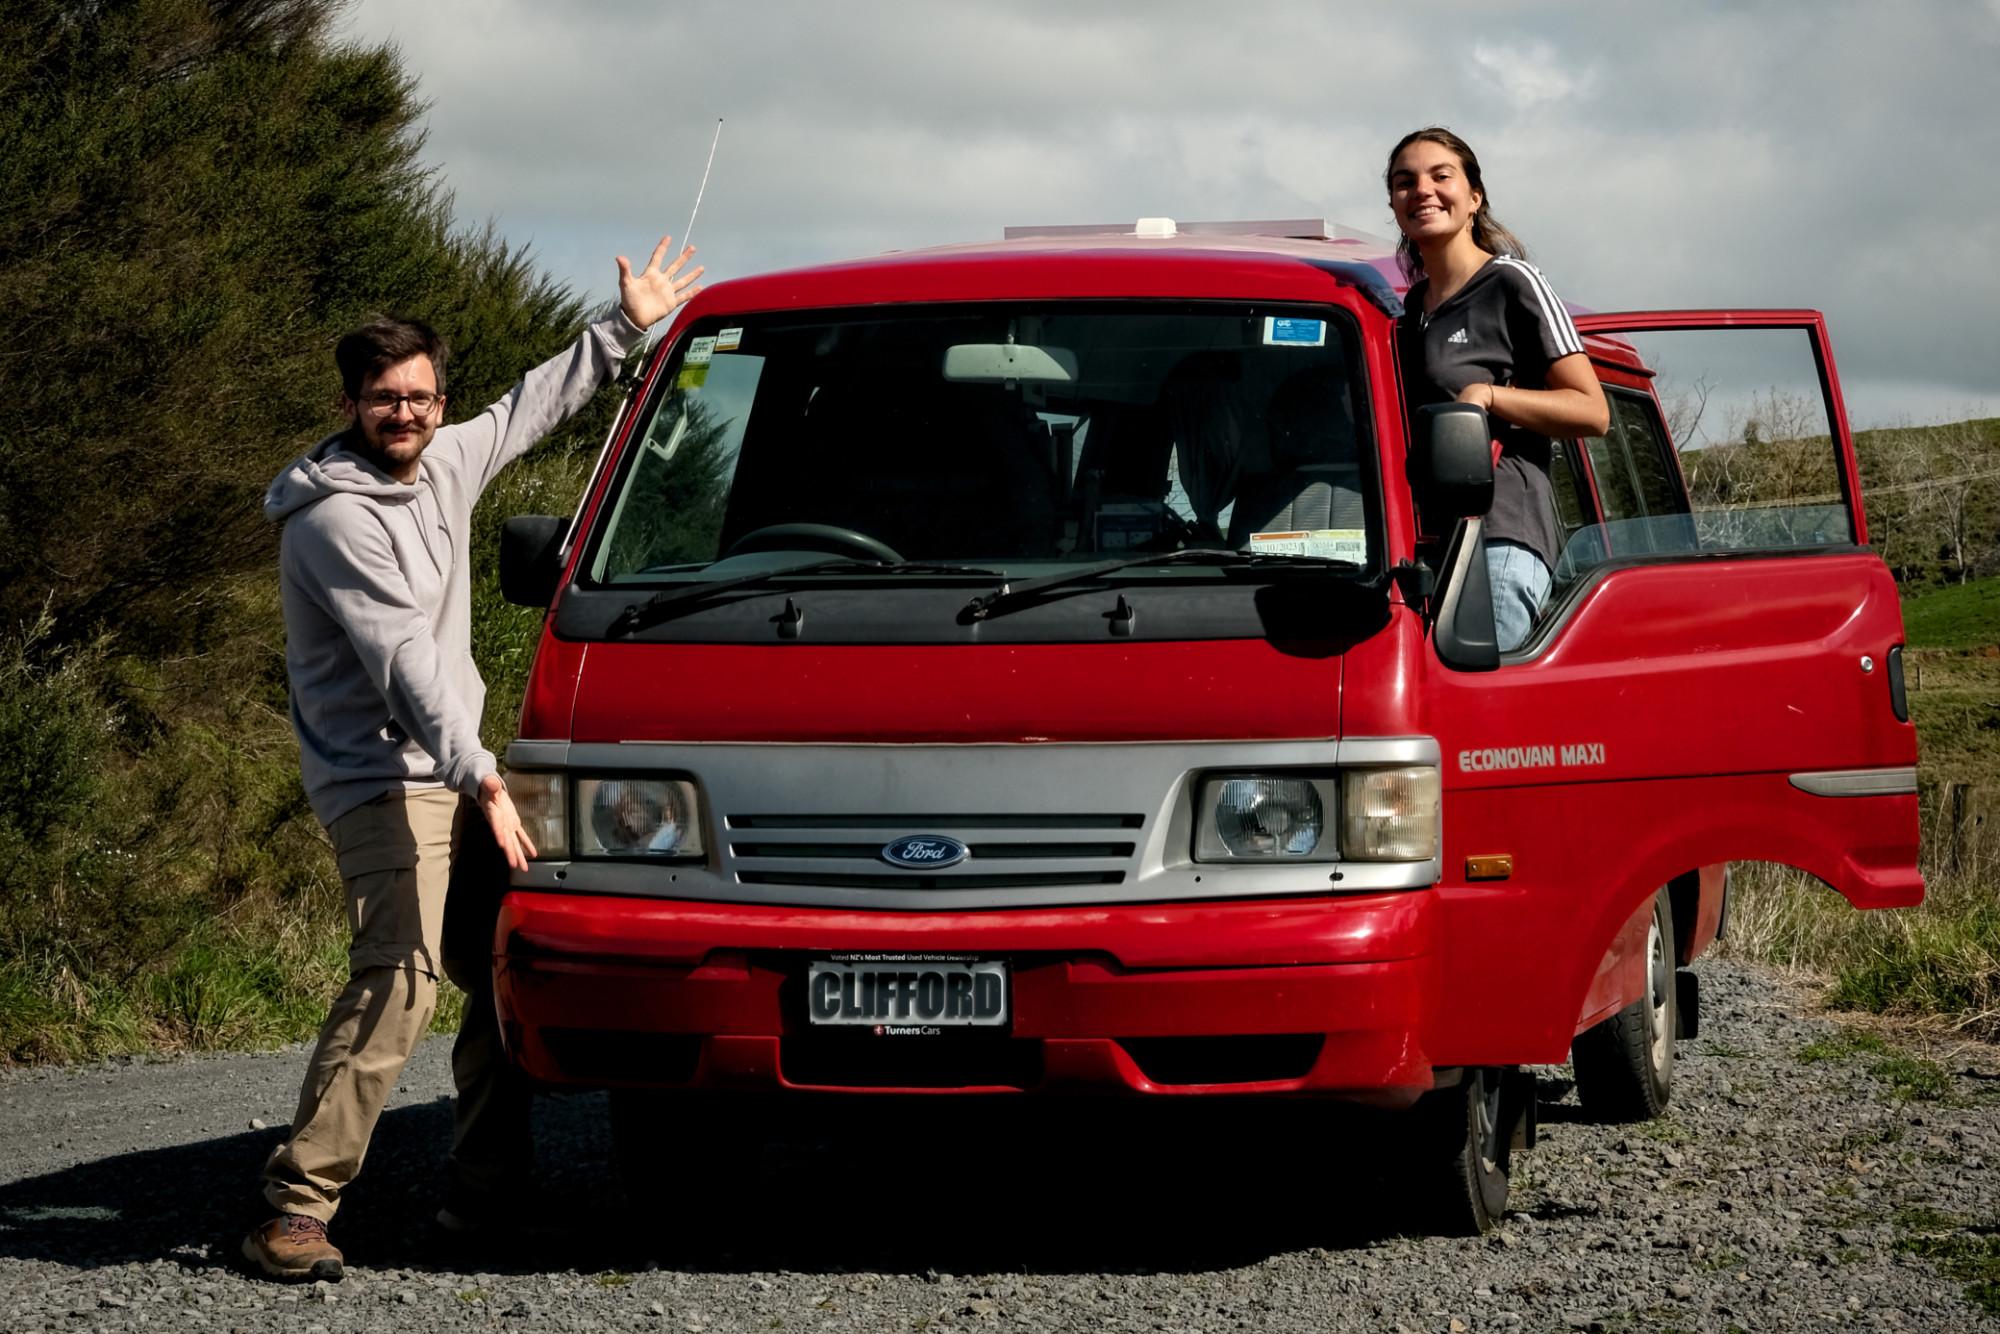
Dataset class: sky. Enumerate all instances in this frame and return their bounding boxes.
[337,0,2000,430]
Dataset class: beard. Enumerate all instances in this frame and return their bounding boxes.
[347,415,436,477]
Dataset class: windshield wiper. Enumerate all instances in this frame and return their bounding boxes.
[611,559,1005,636]
[960,548,1360,622]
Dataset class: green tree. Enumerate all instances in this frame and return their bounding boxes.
[0,0,633,1059]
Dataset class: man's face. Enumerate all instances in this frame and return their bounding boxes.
[344,354,444,479]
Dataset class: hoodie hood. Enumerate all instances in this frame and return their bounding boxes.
[264,431,419,521]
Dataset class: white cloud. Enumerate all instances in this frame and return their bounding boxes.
[336,0,2000,416]
[1470,39,1597,113]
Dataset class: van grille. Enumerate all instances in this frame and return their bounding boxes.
[724,812,1145,893]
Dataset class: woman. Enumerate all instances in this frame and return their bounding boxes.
[1386,127,1609,651]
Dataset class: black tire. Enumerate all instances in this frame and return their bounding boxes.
[1572,889,1676,1122]
[1401,1066,1514,1236]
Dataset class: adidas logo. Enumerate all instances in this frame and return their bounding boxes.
[1446,327,1469,344]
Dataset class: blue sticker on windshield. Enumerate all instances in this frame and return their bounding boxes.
[1264,316,1326,347]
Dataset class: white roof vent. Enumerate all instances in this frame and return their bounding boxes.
[1134,217,1178,239]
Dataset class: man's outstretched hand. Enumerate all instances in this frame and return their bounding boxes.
[617,235,706,330]
[478,773,537,874]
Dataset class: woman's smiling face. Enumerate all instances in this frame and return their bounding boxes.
[1388,138,1482,250]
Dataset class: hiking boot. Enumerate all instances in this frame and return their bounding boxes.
[241,1213,344,1282]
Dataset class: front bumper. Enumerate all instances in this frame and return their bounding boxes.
[492,889,1438,1103]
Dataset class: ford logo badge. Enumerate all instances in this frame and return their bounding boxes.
[881,835,969,869]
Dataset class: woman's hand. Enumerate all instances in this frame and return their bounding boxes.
[616,234,706,331]
[1457,355,1610,440]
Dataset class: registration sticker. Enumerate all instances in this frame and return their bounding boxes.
[1248,528,1366,562]
[1263,316,1326,347]
[714,327,744,351]
[675,336,717,389]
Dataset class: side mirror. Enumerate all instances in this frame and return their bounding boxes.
[1433,516,1500,671]
[1414,402,1495,520]
[499,515,569,608]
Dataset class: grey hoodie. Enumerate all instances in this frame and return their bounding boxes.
[265,313,646,827]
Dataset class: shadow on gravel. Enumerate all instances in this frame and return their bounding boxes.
[0,1092,1450,1278]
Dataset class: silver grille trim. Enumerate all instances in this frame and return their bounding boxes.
[507,737,1441,910]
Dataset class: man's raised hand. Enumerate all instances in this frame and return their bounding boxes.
[616,235,705,331]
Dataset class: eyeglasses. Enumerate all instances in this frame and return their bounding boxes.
[359,390,443,416]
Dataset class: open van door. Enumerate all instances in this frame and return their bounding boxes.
[1422,309,1923,1064]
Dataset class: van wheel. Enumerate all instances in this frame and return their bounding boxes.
[1402,1067,1514,1236]
[1572,889,1676,1122]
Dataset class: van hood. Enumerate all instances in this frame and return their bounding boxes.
[564,639,1343,744]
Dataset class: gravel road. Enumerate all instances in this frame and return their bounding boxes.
[3,958,1996,1333]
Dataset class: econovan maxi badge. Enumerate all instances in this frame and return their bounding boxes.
[881,836,969,869]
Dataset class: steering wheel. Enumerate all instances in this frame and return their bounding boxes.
[719,523,906,564]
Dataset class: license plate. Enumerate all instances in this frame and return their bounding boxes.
[807,956,1009,1029]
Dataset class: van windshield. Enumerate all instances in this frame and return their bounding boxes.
[585,304,1378,585]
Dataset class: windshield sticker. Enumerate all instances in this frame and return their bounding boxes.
[675,336,717,390]
[714,327,744,352]
[1247,528,1365,562]
[1263,316,1326,347]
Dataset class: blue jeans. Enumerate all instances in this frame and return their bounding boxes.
[1486,539,1551,653]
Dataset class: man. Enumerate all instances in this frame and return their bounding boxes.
[247,236,704,1281]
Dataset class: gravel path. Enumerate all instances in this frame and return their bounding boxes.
[2,958,1996,1332]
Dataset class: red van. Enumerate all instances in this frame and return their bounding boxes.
[494,220,1922,1232]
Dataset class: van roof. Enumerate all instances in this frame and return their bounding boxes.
[698,220,1638,367]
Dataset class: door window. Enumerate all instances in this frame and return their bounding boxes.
[1558,321,1857,579]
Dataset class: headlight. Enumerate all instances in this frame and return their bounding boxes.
[1339,766,1439,861]
[1194,775,1336,861]
[507,771,568,860]
[576,778,704,858]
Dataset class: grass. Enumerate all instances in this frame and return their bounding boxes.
[1901,576,2000,651]
[1872,1054,1953,1102]
[1894,1207,2000,1317]
[0,910,469,1063]
[1798,1030,1889,1063]
[1724,857,2000,1042]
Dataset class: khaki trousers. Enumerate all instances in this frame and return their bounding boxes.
[262,788,530,1220]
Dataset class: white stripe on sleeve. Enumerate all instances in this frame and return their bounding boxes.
[1495,256,1584,358]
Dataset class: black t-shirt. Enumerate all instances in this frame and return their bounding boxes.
[1398,256,1586,569]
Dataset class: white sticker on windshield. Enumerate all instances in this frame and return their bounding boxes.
[684,335,718,365]
[1263,316,1326,347]
[714,327,744,351]
[1248,529,1365,562]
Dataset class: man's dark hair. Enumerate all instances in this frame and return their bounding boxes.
[334,317,449,399]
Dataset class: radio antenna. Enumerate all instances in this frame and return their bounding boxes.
[682,117,723,253]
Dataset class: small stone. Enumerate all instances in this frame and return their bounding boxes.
[249,1117,269,1131]
[647,1301,665,1315]
[964,1297,1001,1318]
[1450,1319,1469,1333]
[398,1291,418,1305]
[1670,1282,1695,1299]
